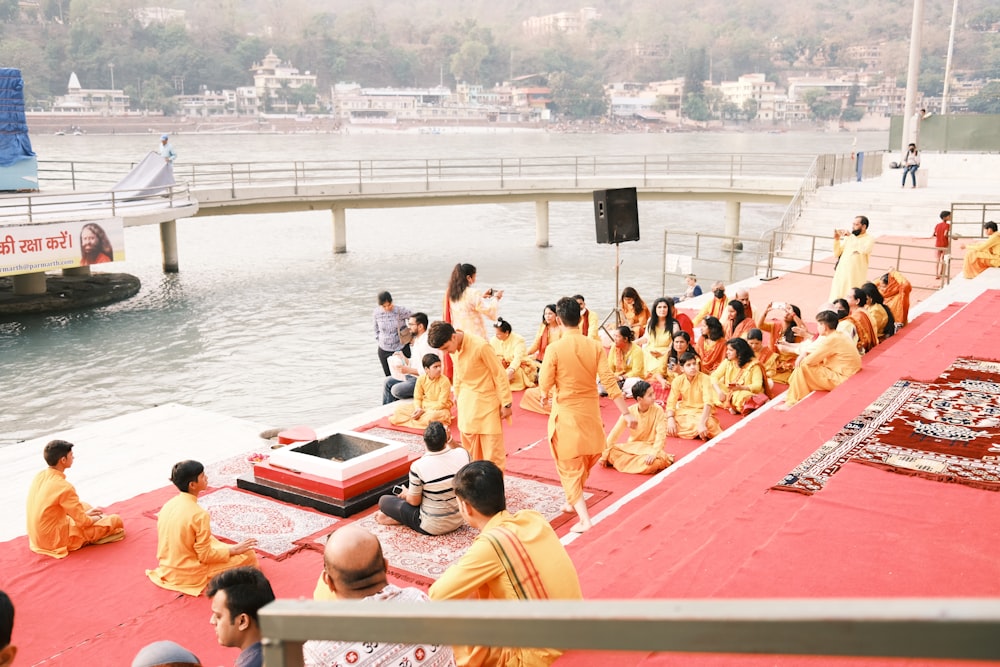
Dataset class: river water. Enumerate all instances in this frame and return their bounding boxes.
[0,129,886,445]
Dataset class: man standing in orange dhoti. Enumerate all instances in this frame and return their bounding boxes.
[829,215,874,302]
[26,440,125,559]
[147,460,258,596]
[538,297,635,533]
[428,321,512,471]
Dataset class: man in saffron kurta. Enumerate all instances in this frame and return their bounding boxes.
[829,216,874,302]
[26,440,124,558]
[538,297,634,533]
[429,461,582,667]
[961,222,1000,279]
[781,311,862,408]
[147,460,258,596]
[428,322,512,472]
[692,281,728,325]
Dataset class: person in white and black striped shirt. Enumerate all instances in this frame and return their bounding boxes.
[376,422,469,535]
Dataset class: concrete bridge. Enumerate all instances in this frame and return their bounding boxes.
[2,152,871,288]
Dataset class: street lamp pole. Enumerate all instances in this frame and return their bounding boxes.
[900,0,924,152]
[941,0,959,115]
[109,63,115,90]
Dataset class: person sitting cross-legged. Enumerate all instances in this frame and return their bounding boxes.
[665,351,722,441]
[778,310,862,409]
[376,421,470,535]
[147,460,258,596]
[26,439,125,559]
[601,380,674,474]
[388,354,453,429]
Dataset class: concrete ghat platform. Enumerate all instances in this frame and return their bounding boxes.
[0,272,141,316]
[0,403,268,542]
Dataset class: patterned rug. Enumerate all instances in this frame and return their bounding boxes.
[773,357,1000,494]
[197,487,338,559]
[305,474,608,583]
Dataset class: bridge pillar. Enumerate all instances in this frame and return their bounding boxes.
[535,200,550,248]
[724,200,744,251]
[160,220,179,273]
[12,272,46,295]
[332,206,347,253]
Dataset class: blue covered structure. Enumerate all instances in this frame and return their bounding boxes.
[0,67,38,191]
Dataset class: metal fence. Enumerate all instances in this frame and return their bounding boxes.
[34,153,822,193]
[258,597,1000,667]
[951,202,1000,239]
[0,182,194,225]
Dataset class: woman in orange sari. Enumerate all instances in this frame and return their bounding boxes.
[695,316,726,373]
[846,288,878,354]
[619,286,650,339]
[722,299,753,340]
[754,302,806,384]
[878,270,911,327]
[526,304,561,369]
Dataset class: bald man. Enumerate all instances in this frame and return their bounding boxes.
[303,526,455,667]
[692,281,728,325]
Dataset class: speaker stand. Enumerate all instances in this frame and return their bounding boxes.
[600,242,624,341]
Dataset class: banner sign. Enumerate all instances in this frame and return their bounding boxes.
[0,218,125,277]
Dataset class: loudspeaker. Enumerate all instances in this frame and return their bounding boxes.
[594,187,640,244]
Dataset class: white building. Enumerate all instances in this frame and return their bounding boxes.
[250,50,318,113]
[52,72,129,115]
[522,8,600,36]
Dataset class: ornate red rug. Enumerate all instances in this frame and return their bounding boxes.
[196,487,339,559]
[773,357,1000,495]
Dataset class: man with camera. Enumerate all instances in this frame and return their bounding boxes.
[382,312,434,404]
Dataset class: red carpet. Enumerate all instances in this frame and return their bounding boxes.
[5,292,998,666]
[557,291,1000,666]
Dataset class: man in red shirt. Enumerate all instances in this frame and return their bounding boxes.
[933,210,952,278]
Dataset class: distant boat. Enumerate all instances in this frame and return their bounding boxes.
[54,130,65,136]
[72,130,83,135]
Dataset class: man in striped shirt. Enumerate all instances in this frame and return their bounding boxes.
[376,421,469,535]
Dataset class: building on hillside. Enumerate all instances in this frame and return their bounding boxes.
[522,8,599,36]
[132,7,187,28]
[716,73,786,120]
[250,50,318,113]
[52,72,129,115]
[842,44,882,69]
[175,89,235,117]
[862,77,920,116]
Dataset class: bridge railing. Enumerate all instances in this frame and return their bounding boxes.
[0,182,194,225]
[258,597,1000,667]
[35,153,822,194]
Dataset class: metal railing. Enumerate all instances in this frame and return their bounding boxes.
[0,183,194,225]
[258,598,1000,667]
[660,227,947,295]
[951,202,1000,238]
[34,153,821,194]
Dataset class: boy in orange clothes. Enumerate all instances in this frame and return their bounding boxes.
[389,354,453,429]
[26,440,125,558]
[665,351,722,440]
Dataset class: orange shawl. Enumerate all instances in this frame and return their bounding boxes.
[696,337,725,373]
[848,309,878,353]
[880,271,911,326]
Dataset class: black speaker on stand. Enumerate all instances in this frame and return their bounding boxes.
[593,187,640,337]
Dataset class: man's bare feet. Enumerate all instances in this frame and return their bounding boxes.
[560,503,574,513]
[774,402,792,412]
[570,521,591,533]
[374,511,401,526]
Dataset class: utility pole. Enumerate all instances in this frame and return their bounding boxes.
[900,0,924,152]
[941,0,959,115]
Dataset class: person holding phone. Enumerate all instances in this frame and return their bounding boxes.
[376,422,469,535]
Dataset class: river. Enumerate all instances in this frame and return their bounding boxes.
[0,129,887,445]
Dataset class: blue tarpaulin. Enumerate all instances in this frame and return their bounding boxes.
[0,68,36,168]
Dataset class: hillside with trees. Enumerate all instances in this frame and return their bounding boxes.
[0,0,997,115]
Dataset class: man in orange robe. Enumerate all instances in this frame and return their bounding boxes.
[692,281,728,325]
[428,322,512,471]
[780,310,862,408]
[538,297,635,533]
[961,222,1000,279]
[146,460,258,596]
[26,440,124,558]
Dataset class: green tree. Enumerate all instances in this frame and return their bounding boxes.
[450,40,488,83]
[683,93,710,121]
[841,106,865,122]
[548,71,606,119]
[967,81,1000,114]
[684,48,708,96]
[742,98,758,121]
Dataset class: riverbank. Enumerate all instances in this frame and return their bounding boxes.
[25,112,884,137]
